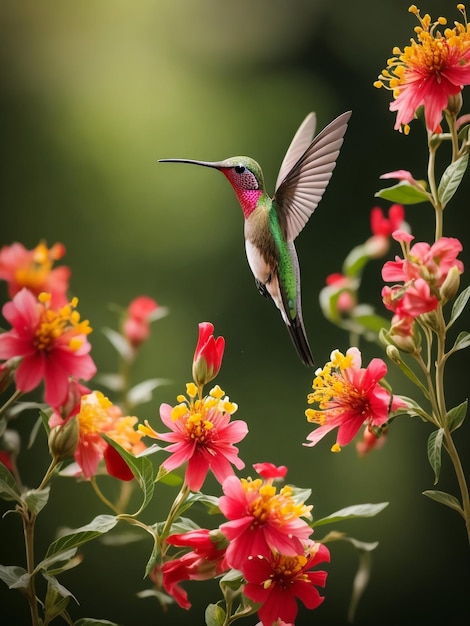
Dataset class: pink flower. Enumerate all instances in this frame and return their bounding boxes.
[375,5,470,133]
[122,295,159,349]
[139,384,247,491]
[192,322,225,387]
[382,280,438,317]
[157,529,228,609]
[0,241,70,308]
[382,237,464,287]
[0,289,96,407]
[305,348,405,451]
[219,472,313,572]
[243,543,329,626]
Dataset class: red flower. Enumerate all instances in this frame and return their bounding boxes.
[252,462,287,480]
[375,5,470,133]
[139,384,247,491]
[192,322,225,387]
[370,205,405,237]
[0,241,70,308]
[122,295,159,349]
[243,543,330,626]
[0,289,96,407]
[157,529,228,609]
[305,348,405,451]
[219,471,313,572]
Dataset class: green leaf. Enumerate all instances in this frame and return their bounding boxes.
[46,514,118,559]
[342,243,369,277]
[449,285,470,326]
[102,436,154,515]
[451,331,470,352]
[446,400,467,431]
[101,327,133,362]
[313,502,389,527]
[36,548,78,574]
[0,565,28,589]
[427,429,444,484]
[375,181,429,204]
[351,311,390,335]
[422,490,463,514]
[338,536,379,623]
[438,152,469,208]
[126,378,170,409]
[205,603,226,626]
[22,486,50,515]
[0,460,22,503]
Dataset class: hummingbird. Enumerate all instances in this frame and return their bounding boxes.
[159,110,351,366]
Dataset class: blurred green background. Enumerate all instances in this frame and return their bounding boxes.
[1,0,469,624]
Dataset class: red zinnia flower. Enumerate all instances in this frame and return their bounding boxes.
[0,289,96,407]
[375,5,470,133]
[139,383,247,491]
[305,348,405,451]
[219,469,313,572]
[243,543,330,626]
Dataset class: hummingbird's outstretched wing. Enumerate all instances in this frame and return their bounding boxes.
[273,111,351,242]
[275,112,316,191]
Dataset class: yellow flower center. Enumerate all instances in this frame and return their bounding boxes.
[33,293,92,353]
[241,478,311,529]
[78,391,114,436]
[14,242,64,291]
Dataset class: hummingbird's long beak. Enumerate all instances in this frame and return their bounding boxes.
[158,158,224,170]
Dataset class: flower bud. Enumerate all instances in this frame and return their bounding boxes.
[440,265,461,302]
[446,92,463,117]
[48,416,79,462]
[192,322,225,387]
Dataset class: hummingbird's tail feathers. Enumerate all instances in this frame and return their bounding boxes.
[273,110,352,243]
[286,316,315,367]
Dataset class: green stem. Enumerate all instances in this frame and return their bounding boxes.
[443,426,470,543]
[426,139,443,241]
[159,482,191,559]
[23,509,40,626]
[0,388,24,418]
[90,476,120,515]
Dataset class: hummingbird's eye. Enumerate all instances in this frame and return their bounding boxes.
[234,165,246,174]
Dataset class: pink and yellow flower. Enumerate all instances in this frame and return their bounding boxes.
[243,543,329,626]
[218,469,313,572]
[0,241,70,308]
[305,348,405,451]
[0,289,96,407]
[139,383,247,492]
[192,322,225,387]
[374,4,470,133]
[122,295,159,349]
[49,390,145,479]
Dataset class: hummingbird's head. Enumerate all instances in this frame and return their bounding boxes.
[159,156,266,217]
